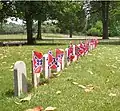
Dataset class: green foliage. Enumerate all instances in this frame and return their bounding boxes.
[0,2,3,10]
[50,1,84,35]
[42,24,60,34]
[87,21,102,36]
[109,22,120,37]
[109,2,120,37]
[0,23,25,34]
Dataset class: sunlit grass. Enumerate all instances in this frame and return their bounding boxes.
[0,44,120,111]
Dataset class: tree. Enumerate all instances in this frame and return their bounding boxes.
[88,1,111,39]
[0,1,14,29]
[49,1,83,38]
[109,2,120,36]
[14,1,36,44]
[33,1,48,39]
[102,1,109,39]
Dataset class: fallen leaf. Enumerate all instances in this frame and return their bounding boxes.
[57,74,61,77]
[53,73,57,75]
[111,65,117,69]
[20,94,32,102]
[25,106,43,111]
[84,88,92,92]
[56,91,61,95]
[4,55,7,58]
[88,99,94,103]
[2,62,7,64]
[44,84,47,86]
[0,56,4,59]
[10,65,13,69]
[45,106,57,111]
[78,84,86,89]
[106,64,109,67]
[117,59,120,62]
[84,84,94,92]
[9,69,13,71]
[88,53,92,56]
[87,70,93,75]
[109,93,116,97]
[111,70,115,74]
[14,101,21,105]
[72,82,79,85]
[106,78,109,82]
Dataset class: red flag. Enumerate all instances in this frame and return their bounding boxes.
[68,46,75,61]
[48,51,58,69]
[56,48,64,64]
[78,43,85,56]
[32,51,43,74]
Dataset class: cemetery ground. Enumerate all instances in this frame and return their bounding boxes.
[0,41,120,111]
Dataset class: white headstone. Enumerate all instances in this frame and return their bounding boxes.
[57,62,61,72]
[72,45,77,62]
[33,73,40,88]
[65,48,70,67]
[73,45,76,56]
[14,61,27,96]
[43,54,51,79]
[61,54,65,70]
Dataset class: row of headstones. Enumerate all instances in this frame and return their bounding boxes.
[13,41,96,96]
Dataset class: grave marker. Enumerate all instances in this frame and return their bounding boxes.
[72,45,77,62]
[57,62,61,72]
[61,53,65,70]
[32,51,43,88]
[65,48,70,67]
[14,61,27,96]
[43,54,51,79]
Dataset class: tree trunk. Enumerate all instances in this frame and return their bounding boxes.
[37,19,42,40]
[25,2,33,45]
[69,22,72,38]
[102,1,109,39]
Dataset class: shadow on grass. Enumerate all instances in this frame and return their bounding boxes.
[0,42,66,47]
[5,89,14,97]
[30,42,66,46]
[4,82,33,97]
[27,82,33,93]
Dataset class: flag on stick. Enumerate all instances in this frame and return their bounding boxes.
[32,51,43,74]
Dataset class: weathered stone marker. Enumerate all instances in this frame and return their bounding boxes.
[33,73,40,88]
[43,54,51,79]
[65,48,70,67]
[57,62,61,72]
[61,53,65,70]
[14,61,27,96]
[73,45,77,62]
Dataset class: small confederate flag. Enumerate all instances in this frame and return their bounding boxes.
[68,46,75,61]
[75,45,80,57]
[32,51,43,74]
[48,50,58,69]
[78,43,85,56]
[56,48,64,64]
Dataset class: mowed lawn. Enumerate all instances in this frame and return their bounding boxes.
[0,43,120,111]
[0,33,67,40]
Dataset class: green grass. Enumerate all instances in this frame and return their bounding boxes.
[0,34,27,39]
[0,33,66,40]
[0,43,120,111]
